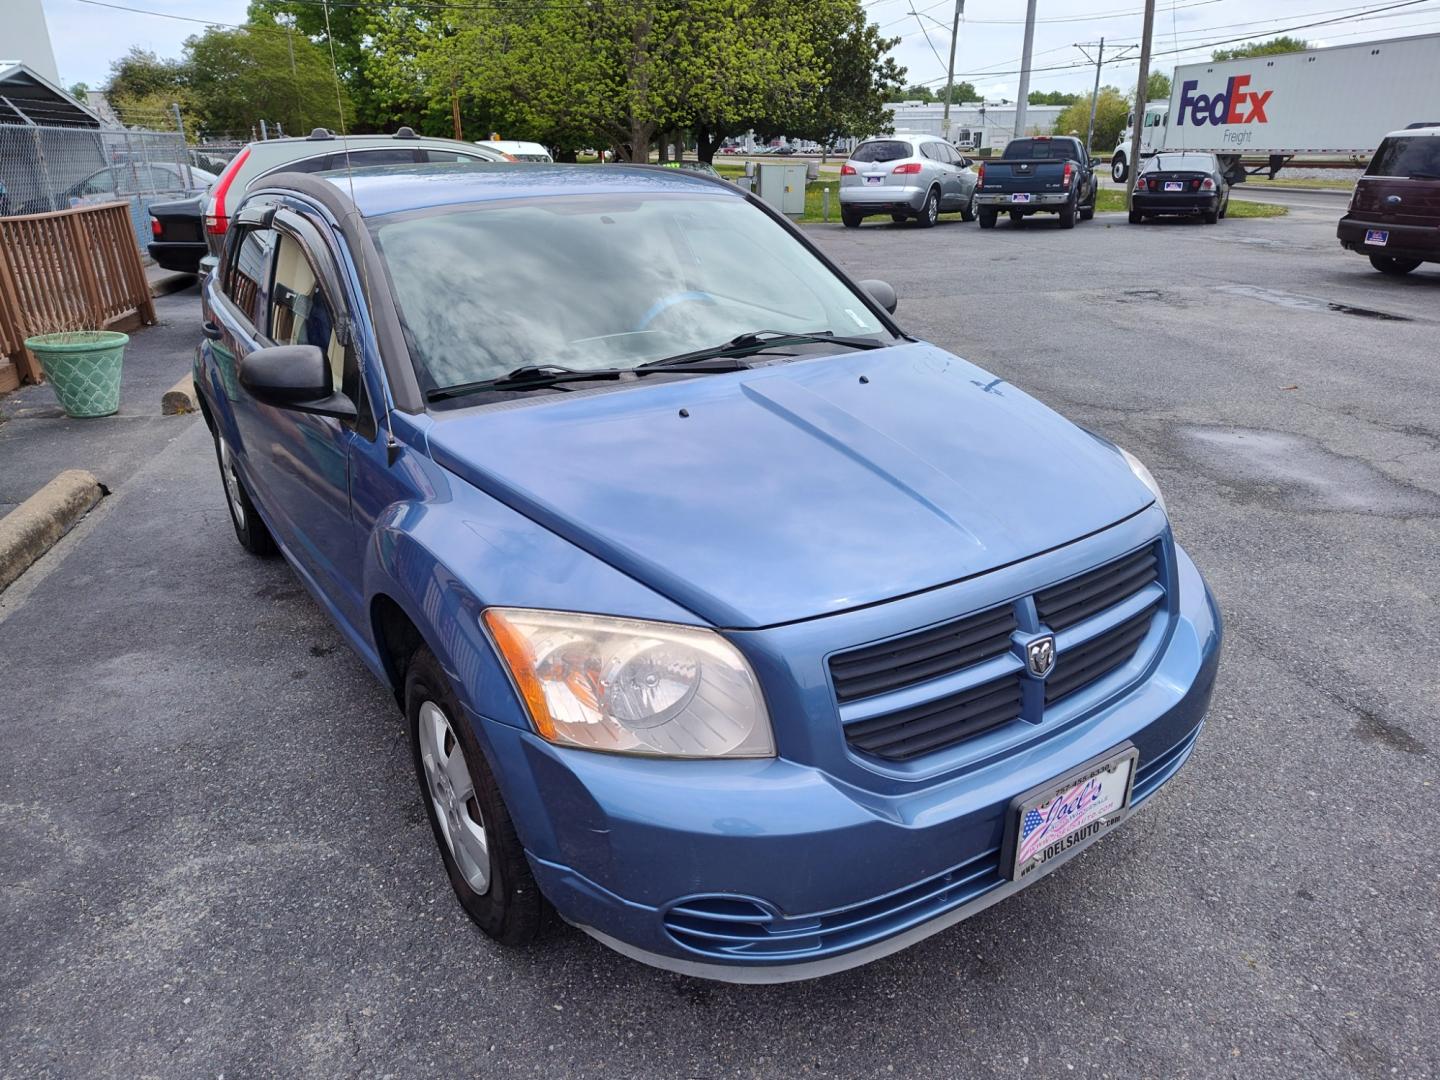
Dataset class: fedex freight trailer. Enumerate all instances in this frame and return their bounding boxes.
[1110,32,1440,182]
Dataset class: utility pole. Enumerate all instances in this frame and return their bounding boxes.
[1083,39,1104,153]
[1013,0,1038,139]
[1127,0,1157,196]
[1074,39,1135,153]
[941,0,964,141]
[451,79,463,141]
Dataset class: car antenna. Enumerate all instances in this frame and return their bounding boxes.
[321,0,402,465]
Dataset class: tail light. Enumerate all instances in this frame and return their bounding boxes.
[841,164,856,176]
[892,162,922,175]
[1062,161,1073,188]
[203,146,250,236]
[1147,178,1159,191]
[1201,177,1215,191]
[976,162,985,188]
[150,217,162,237]
[1190,178,1202,191]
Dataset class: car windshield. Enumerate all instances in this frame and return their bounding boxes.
[1366,136,1440,178]
[372,192,892,394]
[1147,155,1214,173]
[851,140,912,163]
[1003,139,1074,160]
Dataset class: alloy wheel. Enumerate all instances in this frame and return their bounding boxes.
[219,438,246,530]
[418,700,490,894]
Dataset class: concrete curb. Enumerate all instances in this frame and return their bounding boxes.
[161,375,197,415]
[148,269,197,298]
[0,470,105,593]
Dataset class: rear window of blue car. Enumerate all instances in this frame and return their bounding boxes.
[371,193,891,397]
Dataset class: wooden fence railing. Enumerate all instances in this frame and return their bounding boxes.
[0,201,157,384]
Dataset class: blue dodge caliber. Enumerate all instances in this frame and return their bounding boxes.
[196,162,1221,982]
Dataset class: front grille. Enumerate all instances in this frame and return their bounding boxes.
[836,541,1168,762]
[1035,545,1158,631]
[844,672,1022,761]
[1044,602,1159,704]
[829,603,1016,702]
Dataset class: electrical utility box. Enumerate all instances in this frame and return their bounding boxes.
[756,163,807,216]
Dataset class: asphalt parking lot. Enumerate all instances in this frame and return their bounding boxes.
[2,196,1437,1079]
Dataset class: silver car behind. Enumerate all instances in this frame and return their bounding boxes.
[839,134,979,229]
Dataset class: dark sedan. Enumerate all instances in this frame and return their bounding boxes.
[149,193,208,273]
[1129,152,1229,224]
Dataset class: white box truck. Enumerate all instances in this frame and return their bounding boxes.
[1110,32,1440,182]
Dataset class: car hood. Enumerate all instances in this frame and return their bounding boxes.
[425,343,1154,629]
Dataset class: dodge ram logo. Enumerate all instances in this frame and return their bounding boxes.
[1026,635,1056,678]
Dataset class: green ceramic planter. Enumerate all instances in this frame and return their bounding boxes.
[24,330,128,418]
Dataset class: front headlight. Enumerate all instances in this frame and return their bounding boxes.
[1120,447,1167,516]
[482,608,775,758]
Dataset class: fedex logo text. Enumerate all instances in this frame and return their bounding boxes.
[1177,75,1272,126]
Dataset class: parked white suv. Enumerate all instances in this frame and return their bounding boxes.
[202,127,510,253]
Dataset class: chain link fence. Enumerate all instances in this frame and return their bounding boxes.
[0,125,237,254]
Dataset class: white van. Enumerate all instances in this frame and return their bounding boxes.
[476,140,553,162]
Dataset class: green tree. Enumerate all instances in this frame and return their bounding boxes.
[1028,90,1079,106]
[1212,35,1309,61]
[105,47,196,131]
[936,81,978,105]
[184,25,350,138]
[773,2,903,154]
[247,1,396,132]
[1052,85,1128,151]
[1145,70,1172,102]
[896,84,935,102]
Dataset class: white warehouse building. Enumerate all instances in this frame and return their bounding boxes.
[883,101,1066,150]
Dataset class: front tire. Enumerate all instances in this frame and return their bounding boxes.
[841,209,863,228]
[915,187,940,228]
[1369,255,1421,276]
[213,433,276,556]
[1009,210,1025,226]
[407,646,552,945]
[960,190,978,222]
[1111,156,1128,183]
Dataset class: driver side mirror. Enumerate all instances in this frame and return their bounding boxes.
[959,156,973,168]
[859,279,898,315]
[239,344,356,421]
[1090,158,1101,169]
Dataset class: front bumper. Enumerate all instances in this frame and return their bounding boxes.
[475,536,1221,982]
[839,184,927,213]
[1338,216,1440,262]
[975,190,1071,209]
[1132,193,1218,216]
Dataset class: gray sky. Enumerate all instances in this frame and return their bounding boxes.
[42,0,1440,100]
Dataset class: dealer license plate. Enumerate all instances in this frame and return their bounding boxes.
[1365,229,1389,246]
[865,175,883,185]
[1007,746,1138,882]
[1011,193,1031,203]
[1164,181,1183,192]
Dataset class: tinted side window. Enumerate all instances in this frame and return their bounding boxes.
[852,140,911,163]
[224,226,275,327]
[919,142,939,161]
[278,154,336,175]
[333,148,420,169]
[419,149,484,164]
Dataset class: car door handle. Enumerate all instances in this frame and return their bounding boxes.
[202,320,223,341]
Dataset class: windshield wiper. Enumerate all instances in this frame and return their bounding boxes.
[641,330,886,369]
[426,359,752,401]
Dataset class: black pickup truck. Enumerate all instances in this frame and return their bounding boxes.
[974,136,1099,229]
